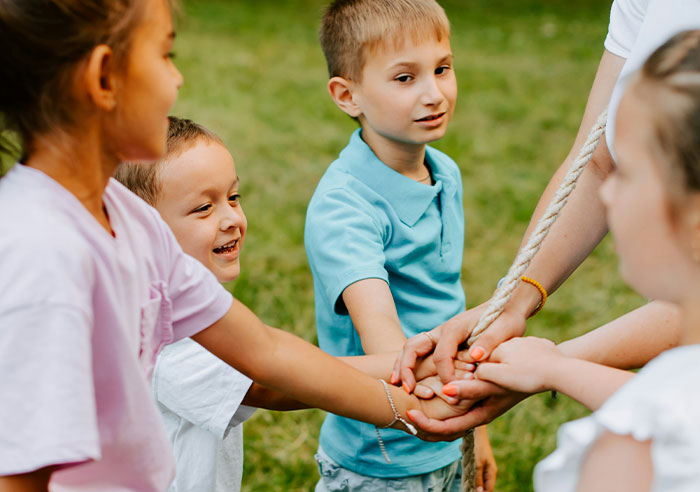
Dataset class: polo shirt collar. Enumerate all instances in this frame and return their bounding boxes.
[338,129,455,227]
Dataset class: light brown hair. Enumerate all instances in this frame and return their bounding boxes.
[114,116,224,205]
[633,30,700,194]
[0,0,150,159]
[319,0,450,81]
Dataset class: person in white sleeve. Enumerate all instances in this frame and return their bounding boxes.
[395,0,700,434]
[473,30,700,491]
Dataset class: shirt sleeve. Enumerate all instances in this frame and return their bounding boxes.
[305,187,389,314]
[604,0,649,58]
[153,338,254,438]
[157,216,233,341]
[0,233,100,474]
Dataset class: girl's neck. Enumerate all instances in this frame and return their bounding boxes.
[25,128,119,234]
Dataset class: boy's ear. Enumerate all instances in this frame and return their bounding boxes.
[83,44,118,111]
[328,76,362,118]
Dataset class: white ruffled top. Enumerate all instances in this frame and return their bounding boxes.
[534,344,700,491]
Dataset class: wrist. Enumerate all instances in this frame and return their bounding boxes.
[506,280,546,320]
[540,352,572,393]
[376,381,418,463]
[381,381,418,433]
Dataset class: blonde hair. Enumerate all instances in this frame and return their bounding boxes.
[319,0,450,81]
[115,116,223,205]
[633,30,700,194]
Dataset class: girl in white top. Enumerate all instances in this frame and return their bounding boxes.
[474,30,700,492]
[0,0,473,490]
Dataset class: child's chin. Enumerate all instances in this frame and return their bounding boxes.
[216,267,240,283]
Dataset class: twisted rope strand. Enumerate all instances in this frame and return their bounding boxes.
[467,110,607,345]
[460,111,607,492]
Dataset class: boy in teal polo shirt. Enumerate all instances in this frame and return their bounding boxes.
[305,1,495,491]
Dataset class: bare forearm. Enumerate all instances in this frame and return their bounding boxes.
[547,357,633,410]
[339,352,399,380]
[506,51,625,318]
[242,383,308,411]
[193,301,418,428]
[558,301,681,369]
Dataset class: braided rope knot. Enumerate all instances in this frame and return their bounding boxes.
[460,111,607,492]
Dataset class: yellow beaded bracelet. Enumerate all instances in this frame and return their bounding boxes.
[521,276,548,318]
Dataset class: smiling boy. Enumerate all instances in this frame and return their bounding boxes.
[305,1,494,491]
[115,117,306,492]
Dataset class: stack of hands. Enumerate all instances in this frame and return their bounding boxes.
[391,302,561,440]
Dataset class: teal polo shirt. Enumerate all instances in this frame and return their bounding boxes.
[304,129,466,477]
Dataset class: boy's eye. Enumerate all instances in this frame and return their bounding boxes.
[435,65,451,75]
[191,204,211,214]
[229,193,241,204]
[395,74,413,83]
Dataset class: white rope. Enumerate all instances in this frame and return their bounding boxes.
[468,110,608,345]
[461,111,608,492]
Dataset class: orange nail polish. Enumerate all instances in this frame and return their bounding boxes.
[406,410,416,422]
[443,384,457,396]
[470,346,485,361]
[390,371,397,385]
[402,382,411,394]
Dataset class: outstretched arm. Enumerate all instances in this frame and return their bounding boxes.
[397,49,629,388]
[558,300,681,369]
[475,336,633,411]
[192,299,472,441]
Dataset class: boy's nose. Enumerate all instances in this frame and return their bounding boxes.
[421,76,445,106]
[220,208,246,231]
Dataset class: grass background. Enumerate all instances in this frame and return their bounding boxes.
[0,1,644,490]
[169,1,646,490]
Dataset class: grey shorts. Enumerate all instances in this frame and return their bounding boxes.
[314,447,462,492]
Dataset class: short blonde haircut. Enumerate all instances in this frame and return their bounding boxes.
[319,0,450,81]
[115,116,224,206]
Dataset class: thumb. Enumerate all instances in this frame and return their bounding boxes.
[468,320,518,362]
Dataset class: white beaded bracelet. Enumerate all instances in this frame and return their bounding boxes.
[375,379,418,463]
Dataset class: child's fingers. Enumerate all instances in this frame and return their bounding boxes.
[484,459,498,492]
[474,361,515,387]
[441,378,506,401]
[474,460,485,492]
[418,375,459,405]
[395,331,437,390]
[456,348,472,362]
[413,383,435,399]
[454,360,475,372]
[406,409,481,442]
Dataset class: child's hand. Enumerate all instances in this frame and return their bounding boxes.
[474,425,497,492]
[414,387,474,422]
[475,336,561,394]
[413,351,475,382]
[414,367,476,405]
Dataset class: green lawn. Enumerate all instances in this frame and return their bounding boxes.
[171,1,643,490]
[0,1,646,490]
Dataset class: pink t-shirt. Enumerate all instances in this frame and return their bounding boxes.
[0,164,233,491]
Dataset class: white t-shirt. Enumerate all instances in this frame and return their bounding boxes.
[604,0,700,154]
[154,337,256,492]
[0,164,233,491]
[534,345,700,491]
